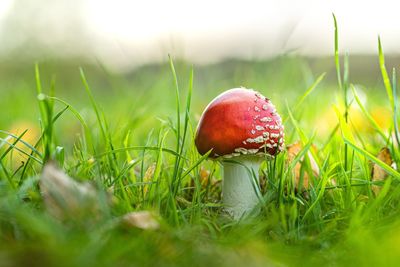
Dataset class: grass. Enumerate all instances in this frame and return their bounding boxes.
[0,18,400,266]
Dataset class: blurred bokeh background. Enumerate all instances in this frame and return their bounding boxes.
[1,0,400,70]
[1,0,399,146]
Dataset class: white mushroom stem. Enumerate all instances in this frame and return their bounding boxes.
[222,156,263,219]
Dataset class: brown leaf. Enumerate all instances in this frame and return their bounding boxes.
[371,147,394,195]
[143,163,156,195]
[121,211,160,230]
[199,166,211,185]
[40,162,101,221]
[186,166,221,202]
[286,141,320,192]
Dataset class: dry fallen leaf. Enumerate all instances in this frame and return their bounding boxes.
[121,211,160,230]
[371,147,394,195]
[143,163,156,195]
[40,162,100,220]
[186,166,221,202]
[199,166,211,185]
[286,141,320,192]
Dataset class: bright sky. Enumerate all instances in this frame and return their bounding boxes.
[1,0,400,71]
[0,0,12,20]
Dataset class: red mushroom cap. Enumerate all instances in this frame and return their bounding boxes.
[195,88,284,158]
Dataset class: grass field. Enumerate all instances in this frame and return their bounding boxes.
[0,21,400,266]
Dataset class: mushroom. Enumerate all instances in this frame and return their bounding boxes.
[195,88,284,219]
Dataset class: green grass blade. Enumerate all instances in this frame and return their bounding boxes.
[1,130,42,166]
[168,56,183,197]
[378,36,394,109]
[94,146,185,160]
[351,85,388,141]
[344,138,400,180]
[79,68,107,143]
[293,72,326,112]
[333,13,342,90]
[392,68,400,149]
[50,97,94,153]
[0,130,42,158]
[179,150,211,181]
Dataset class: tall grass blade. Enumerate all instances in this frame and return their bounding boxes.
[344,138,400,180]
[333,14,342,90]
[378,36,394,110]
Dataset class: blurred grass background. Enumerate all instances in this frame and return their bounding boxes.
[2,54,397,145]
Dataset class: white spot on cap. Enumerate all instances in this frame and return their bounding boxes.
[246,135,265,144]
[251,129,256,135]
[268,125,280,130]
[235,147,249,154]
[255,125,265,131]
[260,117,272,122]
[270,133,280,138]
[254,106,260,112]
[247,149,259,154]
[262,104,269,110]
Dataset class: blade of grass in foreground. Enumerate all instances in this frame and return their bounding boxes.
[174,66,194,196]
[392,68,400,152]
[80,68,119,180]
[378,36,394,110]
[344,138,400,180]
[0,138,43,164]
[94,146,185,159]
[167,56,184,225]
[18,102,70,183]
[282,72,326,124]
[351,85,388,141]
[80,68,107,143]
[333,13,342,91]
[35,65,55,163]
[179,150,211,181]
[333,15,351,171]
[50,97,94,153]
[293,72,326,111]
[169,56,181,191]
[0,130,42,158]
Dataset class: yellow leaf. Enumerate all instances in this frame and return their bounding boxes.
[286,141,320,191]
[371,147,394,195]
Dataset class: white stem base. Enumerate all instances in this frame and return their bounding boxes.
[222,157,262,219]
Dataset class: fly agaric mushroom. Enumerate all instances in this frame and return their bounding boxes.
[195,88,284,219]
